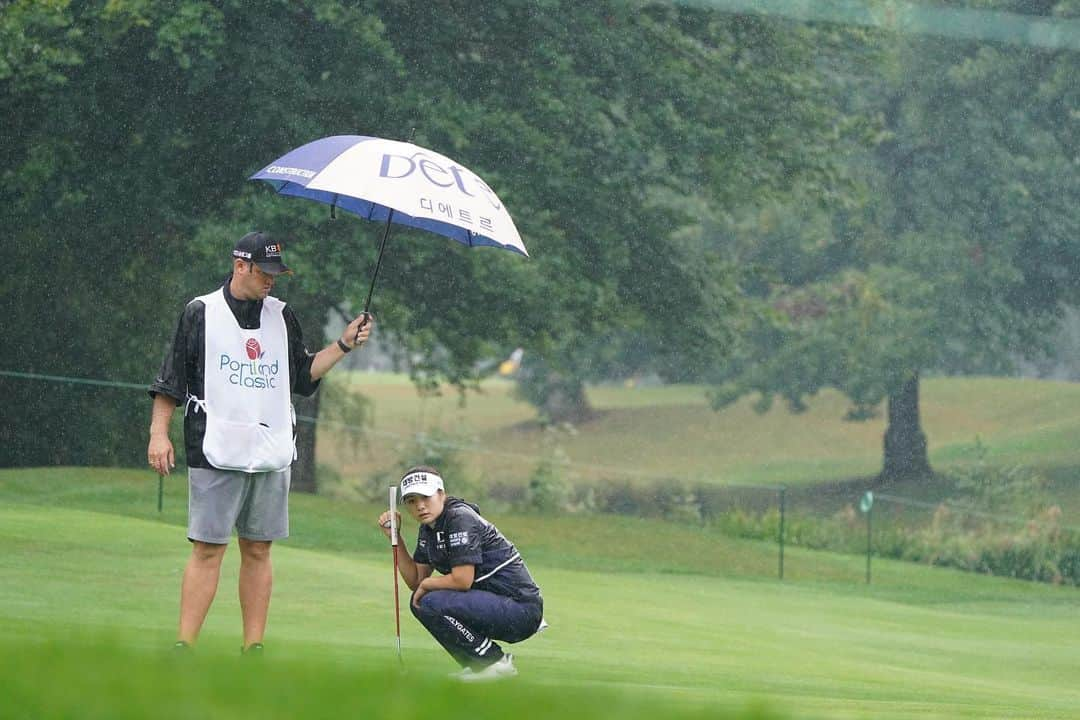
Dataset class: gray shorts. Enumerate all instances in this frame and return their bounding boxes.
[187,467,290,544]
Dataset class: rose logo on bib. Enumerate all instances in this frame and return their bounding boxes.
[245,338,262,360]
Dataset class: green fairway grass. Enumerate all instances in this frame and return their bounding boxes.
[3,469,1080,719]
[319,374,1080,492]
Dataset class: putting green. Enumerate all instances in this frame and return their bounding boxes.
[3,500,1080,719]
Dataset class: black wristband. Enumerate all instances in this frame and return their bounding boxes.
[336,338,352,354]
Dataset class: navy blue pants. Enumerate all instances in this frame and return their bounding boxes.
[411,589,543,669]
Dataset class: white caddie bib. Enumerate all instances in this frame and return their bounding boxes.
[195,288,295,472]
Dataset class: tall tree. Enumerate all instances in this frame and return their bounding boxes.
[712,3,1080,480]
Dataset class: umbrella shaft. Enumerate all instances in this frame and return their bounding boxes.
[363,210,395,315]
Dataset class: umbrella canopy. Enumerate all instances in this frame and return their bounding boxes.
[250,135,527,256]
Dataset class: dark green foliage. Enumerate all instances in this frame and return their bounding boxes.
[1,1,400,467]
[5,1,1078,490]
[1,1,840,466]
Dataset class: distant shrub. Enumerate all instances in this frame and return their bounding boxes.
[914,505,1078,584]
[524,422,575,514]
[487,478,527,508]
[711,508,778,541]
[949,439,1053,516]
[526,455,572,513]
[594,479,648,517]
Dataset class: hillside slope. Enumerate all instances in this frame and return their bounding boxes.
[320,375,1080,490]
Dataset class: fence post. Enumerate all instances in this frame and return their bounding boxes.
[866,503,872,584]
[860,491,874,584]
[778,485,786,581]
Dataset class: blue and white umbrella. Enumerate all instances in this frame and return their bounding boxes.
[251,135,527,315]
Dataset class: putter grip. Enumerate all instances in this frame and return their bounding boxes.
[388,485,398,546]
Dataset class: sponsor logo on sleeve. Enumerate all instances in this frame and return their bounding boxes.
[449,531,469,547]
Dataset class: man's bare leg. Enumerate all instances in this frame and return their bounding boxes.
[238,538,273,650]
[178,541,228,644]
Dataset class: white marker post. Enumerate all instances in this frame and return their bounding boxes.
[389,485,402,663]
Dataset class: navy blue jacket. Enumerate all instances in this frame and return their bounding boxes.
[413,498,542,605]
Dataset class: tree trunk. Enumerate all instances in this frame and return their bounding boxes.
[291,391,321,494]
[881,372,932,481]
[542,375,594,424]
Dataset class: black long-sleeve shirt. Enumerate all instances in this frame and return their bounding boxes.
[148,277,320,468]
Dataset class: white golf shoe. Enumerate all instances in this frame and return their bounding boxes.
[448,666,475,680]
[458,653,518,682]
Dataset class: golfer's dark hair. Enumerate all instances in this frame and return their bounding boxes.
[402,464,441,480]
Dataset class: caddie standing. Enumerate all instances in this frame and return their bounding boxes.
[148,231,374,654]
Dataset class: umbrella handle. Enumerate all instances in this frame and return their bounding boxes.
[352,312,372,345]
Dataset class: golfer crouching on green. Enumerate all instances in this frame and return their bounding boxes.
[378,466,545,681]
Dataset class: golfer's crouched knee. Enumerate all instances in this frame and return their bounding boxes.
[410,590,447,621]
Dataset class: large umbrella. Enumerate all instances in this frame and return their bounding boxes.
[250,135,528,318]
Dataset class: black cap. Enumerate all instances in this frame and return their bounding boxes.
[232,231,292,275]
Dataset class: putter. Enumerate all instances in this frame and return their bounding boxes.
[389,485,403,665]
